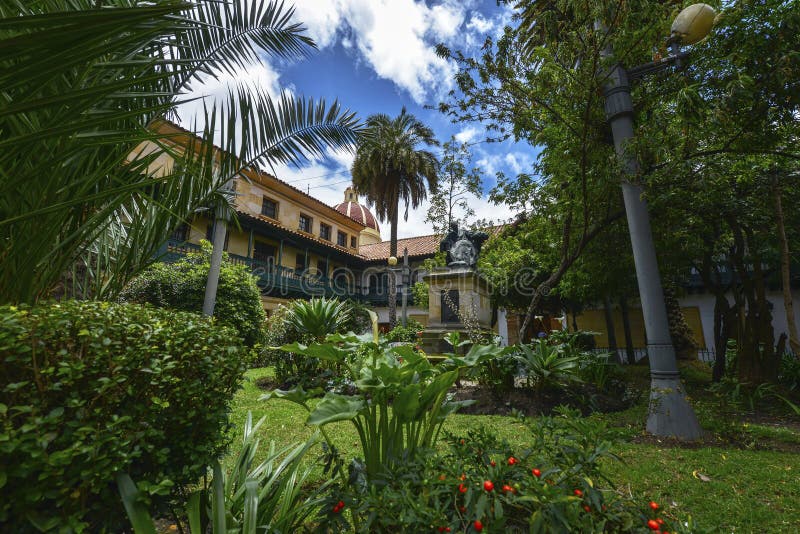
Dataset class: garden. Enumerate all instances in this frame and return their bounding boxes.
[3,0,800,532]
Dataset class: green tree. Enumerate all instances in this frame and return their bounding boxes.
[351,109,439,327]
[424,137,483,234]
[0,1,360,304]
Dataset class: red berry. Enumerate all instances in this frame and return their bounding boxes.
[332,505,341,514]
[649,501,659,511]
[656,519,664,525]
[483,480,494,492]
[473,520,484,532]
[647,519,660,530]
[438,528,445,533]
[460,439,465,445]
[532,468,541,478]
[337,500,344,508]
[459,506,466,513]
[502,484,515,493]
[583,505,591,512]
[490,460,496,467]
[574,489,583,497]
[460,473,466,481]
[507,456,517,465]
[446,529,451,533]
[458,483,467,494]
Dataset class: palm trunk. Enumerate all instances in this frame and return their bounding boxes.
[772,175,800,355]
[388,208,398,329]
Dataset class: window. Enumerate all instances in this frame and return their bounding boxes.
[261,197,278,218]
[170,223,189,242]
[317,259,329,277]
[319,222,331,241]
[350,235,357,248]
[295,253,307,272]
[337,231,347,247]
[253,241,276,265]
[299,214,313,233]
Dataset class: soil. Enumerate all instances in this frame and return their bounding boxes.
[451,382,634,417]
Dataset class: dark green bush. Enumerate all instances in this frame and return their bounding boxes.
[385,318,424,343]
[120,241,266,346]
[0,301,246,532]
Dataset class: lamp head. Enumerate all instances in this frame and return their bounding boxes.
[671,4,716,45]
[388,256,398,266]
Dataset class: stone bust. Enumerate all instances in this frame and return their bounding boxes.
[440,222,488,268]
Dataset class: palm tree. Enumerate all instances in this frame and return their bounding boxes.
[0,1,361,304]
[351,109,439,327]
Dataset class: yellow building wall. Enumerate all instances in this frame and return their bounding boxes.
[568,306,706,348]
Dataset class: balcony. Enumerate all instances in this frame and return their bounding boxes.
[162,240,413,306]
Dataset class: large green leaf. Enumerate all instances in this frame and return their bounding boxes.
[116,473,157,534]
[276,341,350,362]
[306,393,365,426]
[393,383,422,423]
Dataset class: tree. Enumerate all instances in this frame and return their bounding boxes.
[425,137,483,234]
[0,1,361,304]
[351,109,439,327]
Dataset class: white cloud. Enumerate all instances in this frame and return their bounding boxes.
[455,126,481,143]
[466,12,494,34]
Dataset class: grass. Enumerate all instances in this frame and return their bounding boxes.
[226,364,800,531]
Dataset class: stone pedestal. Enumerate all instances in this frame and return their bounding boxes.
[420,267,492,353]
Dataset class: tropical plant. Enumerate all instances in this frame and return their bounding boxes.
[284,297,352,342]
[0,0,361,305]
[511,340,581,398]
[351,109,439,327]
[120,240,265,346]
[0,301,245,532]
[118,412,327,534]
[263,312,508,482]
[385,318,424,343]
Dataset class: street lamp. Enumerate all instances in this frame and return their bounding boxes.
[601,4,715,439]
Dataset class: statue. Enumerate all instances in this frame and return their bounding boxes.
[440,222,488,268]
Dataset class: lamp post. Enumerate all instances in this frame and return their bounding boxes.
[600,4,715,439]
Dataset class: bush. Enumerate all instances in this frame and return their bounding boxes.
[120,241,266,346]
[0,301,246,532]
[385,318,424,343]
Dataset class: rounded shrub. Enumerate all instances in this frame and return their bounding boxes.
[120,241,266,346]
[0,300,247,532]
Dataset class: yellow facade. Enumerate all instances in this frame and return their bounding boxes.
[567,306,706,348]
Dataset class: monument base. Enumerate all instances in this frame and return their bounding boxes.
[420,267,492,354]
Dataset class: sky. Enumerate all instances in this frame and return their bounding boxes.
[182,0,538,240]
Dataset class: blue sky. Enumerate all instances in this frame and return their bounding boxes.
[185,1,538,239]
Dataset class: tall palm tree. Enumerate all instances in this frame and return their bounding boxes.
[351,109,439,327]
[0,1,361,304]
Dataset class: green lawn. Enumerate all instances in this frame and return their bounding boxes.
[227,366,800,531]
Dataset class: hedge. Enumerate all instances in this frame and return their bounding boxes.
[0,301,246,532]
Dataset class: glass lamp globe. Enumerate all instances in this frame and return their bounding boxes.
[388,256,398,266]
[671,4,716,45]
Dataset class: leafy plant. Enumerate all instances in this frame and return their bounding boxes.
[121,241,266,346]
[0,301,246,532]
[285,297,352,342]
[385,318,424,343]
[119,412,327,534]
[511,340,582,398]
[263,313,508,482]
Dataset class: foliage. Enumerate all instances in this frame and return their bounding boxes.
[779,352,800,391]
[411,281,430,309]
[284,297,352,343]
[425,137,484,234]
[119,412,328,534]
[511,340,582,397]
[352,108,440,327]
[263,317,508,483]
[120,241,265,346]
[1,0,361,304]
[318,409,693,533]
[0,301,246,532]
[385,318,424,343]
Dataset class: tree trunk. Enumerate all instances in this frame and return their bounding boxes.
[388,208,398,329]
[619,296,636,365]
[711,293,732,382]
[772,175,800,355]
[603,296,618,356]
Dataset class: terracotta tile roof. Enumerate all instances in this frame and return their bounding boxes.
[358,225,508,262]
[359,234,442,261]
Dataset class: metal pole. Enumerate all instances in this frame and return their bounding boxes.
[401,247,409,327]
[602,50,702,439]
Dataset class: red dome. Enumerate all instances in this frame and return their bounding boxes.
[334,201,380,232]
[334,187,380,232]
